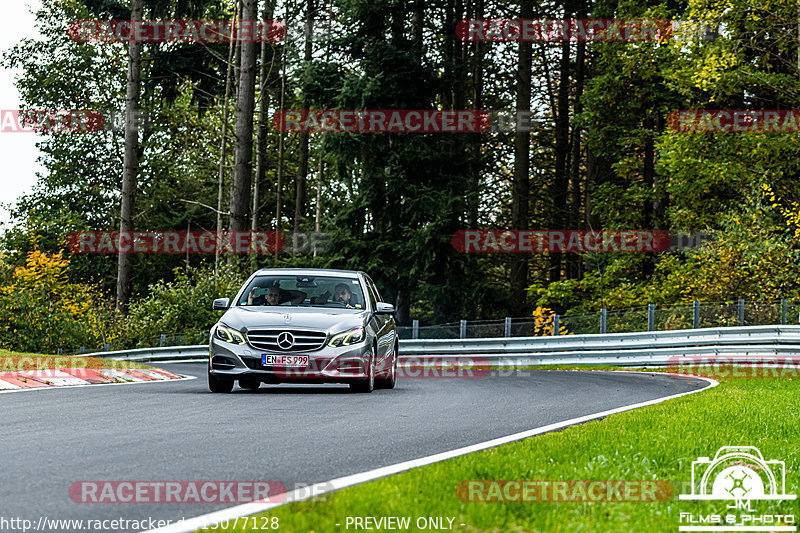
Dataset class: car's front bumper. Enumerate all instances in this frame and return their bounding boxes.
[208,336,372,383]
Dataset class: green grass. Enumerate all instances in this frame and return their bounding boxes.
[203,373,800,533]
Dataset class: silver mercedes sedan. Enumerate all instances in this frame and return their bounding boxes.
[208,268,398,393]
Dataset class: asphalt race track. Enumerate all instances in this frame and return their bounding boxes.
[0,364,709,531]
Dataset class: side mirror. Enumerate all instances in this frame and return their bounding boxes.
[375,302,395,314]
[212,298,230,311]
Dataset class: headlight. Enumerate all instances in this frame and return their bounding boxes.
[215,323,246,345]
[328,327,365,347]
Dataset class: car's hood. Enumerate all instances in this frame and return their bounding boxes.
[219,306,367,333]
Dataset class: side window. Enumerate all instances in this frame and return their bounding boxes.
[369,278,384,303]
[363,278,378,308]
[365,276,383,306]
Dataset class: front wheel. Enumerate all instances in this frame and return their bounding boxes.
[350,348,375,393]
[375,343,397,390]
[208,370,234,393]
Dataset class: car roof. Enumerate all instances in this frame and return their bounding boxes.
[254,268,364,277]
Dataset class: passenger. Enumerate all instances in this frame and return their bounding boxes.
[247,284,306,305]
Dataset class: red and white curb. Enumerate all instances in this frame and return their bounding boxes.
[0,367,191,393]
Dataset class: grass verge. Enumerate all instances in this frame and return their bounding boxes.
[206,372,799,533]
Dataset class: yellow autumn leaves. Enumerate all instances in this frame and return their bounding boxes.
[0,249,116,353]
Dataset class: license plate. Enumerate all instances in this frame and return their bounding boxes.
[262,354,309,366]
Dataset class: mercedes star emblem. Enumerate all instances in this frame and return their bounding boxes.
[277,331,295,350]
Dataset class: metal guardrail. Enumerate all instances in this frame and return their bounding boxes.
[401,325,800,366]
[88,345,209,362]
[90,325,800,366]
[397,299,800,339]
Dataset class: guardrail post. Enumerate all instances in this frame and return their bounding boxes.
[693,301,700,329]
[159,334,166,347]
[647,304,655,331]
[600,309,607,334]
[79,346,85,354]
[460,320,467,339]
[504,317,512,337]
[553,315,560,336]
[104,343,110,352]
[781,299,788,325]
[738,298,745,326]
[57,348,62,355]
[412,320,419,340]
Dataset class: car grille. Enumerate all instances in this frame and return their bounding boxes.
[246,329,328,352]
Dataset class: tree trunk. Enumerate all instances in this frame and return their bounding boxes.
[642,115,656,277]
[229,0,258,233]
[567,38,585,280]
[314,154,323,257]
[511,0,533,314]
[442,0,455,109]
[115,0,144,313]
[413,0,424,59]
[395,285,410,327]
[294,0,315,237]
[216,5,238,273]
[550,24,572,283]
[467,0,484,228]
[274,37,287,265]
[252,0,277,237]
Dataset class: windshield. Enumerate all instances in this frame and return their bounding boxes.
[237,275,365,309]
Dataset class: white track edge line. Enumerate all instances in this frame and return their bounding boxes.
[145,372,718,533]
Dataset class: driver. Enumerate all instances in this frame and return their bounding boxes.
[247,284,306,306]
[310,283,361,308]
[333,283,358,309]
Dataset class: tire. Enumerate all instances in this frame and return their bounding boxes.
[208,369,234,393]
[239,378,260,390]
[350,348,375,393]
[375,342,397,390]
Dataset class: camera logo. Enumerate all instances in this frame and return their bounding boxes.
[680,446,795,501]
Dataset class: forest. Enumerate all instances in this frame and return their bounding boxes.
[2,0,800,352]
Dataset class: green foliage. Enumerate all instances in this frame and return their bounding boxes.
[117,263,247,348]
[9,0,800,330]
[0,249,116,353]
[529,195,800,313]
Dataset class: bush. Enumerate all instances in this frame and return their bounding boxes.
[0,250,115,353]
[532,307,570,336]
[117,263,247,348]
